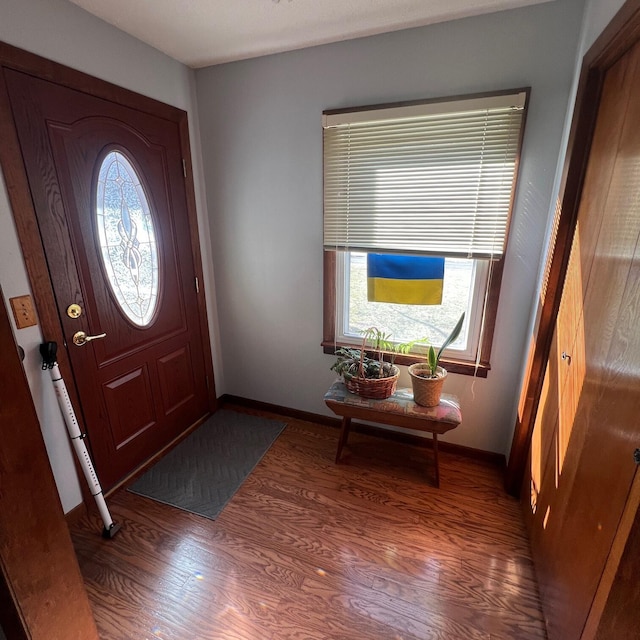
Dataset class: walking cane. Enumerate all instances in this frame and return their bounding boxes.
[40,341,121,539]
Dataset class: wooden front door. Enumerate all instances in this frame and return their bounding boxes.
[4,68,212,489]
[524,35,640,640]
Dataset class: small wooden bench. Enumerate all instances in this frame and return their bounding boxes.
[324,380,462,487]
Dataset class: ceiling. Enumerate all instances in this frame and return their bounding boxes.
[68,0,553,69]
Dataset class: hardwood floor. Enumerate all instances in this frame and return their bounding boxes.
[69,407,547,639]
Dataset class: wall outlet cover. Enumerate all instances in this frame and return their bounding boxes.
[9,295,38,329]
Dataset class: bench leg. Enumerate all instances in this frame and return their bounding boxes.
[432,433,440,488]
[335,417,351,463]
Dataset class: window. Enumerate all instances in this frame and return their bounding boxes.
[95,149,159,327]
[322,90,529,376]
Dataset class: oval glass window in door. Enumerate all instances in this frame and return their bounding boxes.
[95,150,159,326]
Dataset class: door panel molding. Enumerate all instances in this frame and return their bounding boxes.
[157,346,197,415]
[104,364,157,449]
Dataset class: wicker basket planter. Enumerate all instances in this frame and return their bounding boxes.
[345,365,400,399]
[408,364,447,407]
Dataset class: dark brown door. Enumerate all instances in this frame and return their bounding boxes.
[0,289,99,638]
[4,69,211,489]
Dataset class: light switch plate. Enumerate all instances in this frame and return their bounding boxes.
[9,295,38,329]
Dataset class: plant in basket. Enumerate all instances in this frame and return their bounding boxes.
[331,327,417,400]
[408,312,465,407]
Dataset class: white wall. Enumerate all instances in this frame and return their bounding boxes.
[0,0,221,513]
[580,0,626,51]
[195,0,586,456]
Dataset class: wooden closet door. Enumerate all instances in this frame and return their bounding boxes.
[524,40,632,544]
[526,39,640,640]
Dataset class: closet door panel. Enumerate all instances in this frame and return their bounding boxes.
[570,51,636,302]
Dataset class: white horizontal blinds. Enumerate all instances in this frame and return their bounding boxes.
[323,91,527,259]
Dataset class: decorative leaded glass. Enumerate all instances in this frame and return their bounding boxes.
[95,150,159,326]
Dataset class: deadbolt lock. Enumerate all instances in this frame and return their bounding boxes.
[66,303,83,319]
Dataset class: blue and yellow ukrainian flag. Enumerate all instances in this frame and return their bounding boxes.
[367,254,445,305]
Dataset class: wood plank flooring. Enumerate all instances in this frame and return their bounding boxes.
[69,407,547,640]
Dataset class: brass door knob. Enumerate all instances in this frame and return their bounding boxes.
[72,331,107,346]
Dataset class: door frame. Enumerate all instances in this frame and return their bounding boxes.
[506,0,640,495]
[0,42,217,499]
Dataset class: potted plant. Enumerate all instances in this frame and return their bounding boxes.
[408,313,465,407]
[331,327,416,399]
